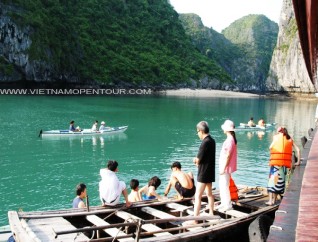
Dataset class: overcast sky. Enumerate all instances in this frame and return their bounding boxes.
[169,0,283,32]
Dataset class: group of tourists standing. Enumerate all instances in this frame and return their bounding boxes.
[72,119,301,223]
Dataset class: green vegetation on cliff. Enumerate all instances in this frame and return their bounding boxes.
[2,0,231,86]
[179,14,278,91]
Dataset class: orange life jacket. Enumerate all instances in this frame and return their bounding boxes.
[269,133,293,168]
[229,176,238,201]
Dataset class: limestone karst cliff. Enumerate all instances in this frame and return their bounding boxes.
[0,0,230,87]
[0,0,315,94]
[266,0,315,93]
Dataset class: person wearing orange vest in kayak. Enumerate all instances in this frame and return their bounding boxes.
[266,127,300,205]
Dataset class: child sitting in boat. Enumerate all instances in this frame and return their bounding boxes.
[128,179,142,202]
[139,176,162,201]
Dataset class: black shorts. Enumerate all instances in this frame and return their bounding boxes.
[175,181,196,198]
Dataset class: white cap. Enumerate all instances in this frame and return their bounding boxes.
[221,120,235,132]
[101,121,105,125]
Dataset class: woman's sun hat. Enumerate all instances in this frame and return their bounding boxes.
[221,120,235,132]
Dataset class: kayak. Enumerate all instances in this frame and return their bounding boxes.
[39,126,128,137]
[235,123,276,131]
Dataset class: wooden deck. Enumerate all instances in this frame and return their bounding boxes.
[267,127,318,241]
[8,211,89,241]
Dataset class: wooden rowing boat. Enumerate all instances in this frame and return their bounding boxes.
[8,186,278,242]
[40,126,128,137]
[0,225,11,241]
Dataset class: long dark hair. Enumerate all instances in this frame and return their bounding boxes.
[229,131,237,145]
[148,176,161,189]
[278,127,291,140]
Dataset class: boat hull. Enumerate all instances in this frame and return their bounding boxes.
[40,126,128,137]
[8,186,278,242]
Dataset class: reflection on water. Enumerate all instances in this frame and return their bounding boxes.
[245,131,266,140]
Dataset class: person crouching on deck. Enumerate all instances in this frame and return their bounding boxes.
[164,161,195,199]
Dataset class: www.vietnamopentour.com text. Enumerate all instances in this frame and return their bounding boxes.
[0,88,152,95]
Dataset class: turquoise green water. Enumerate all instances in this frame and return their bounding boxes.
[0,95,316,226]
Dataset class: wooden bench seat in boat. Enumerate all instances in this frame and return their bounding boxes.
[141,206,203,231]
[224,209,249,218]
[86,215,134,242]
[165,202,191,213]
[141,206,176,220]
[116,211,172,237]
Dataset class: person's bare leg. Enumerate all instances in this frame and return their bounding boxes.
[205,183,214,215]
[265,192,273,205]
[183,182,205,225]
[272,193,277,204]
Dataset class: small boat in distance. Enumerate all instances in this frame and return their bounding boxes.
[39,126,128,137]
[8,186,278,242]
[235,123,276,131]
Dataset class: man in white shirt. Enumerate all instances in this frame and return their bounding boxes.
[99,160,131,207]
[91,120,98,131]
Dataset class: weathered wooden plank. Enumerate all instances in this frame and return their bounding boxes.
[141,207,176,219]
[86,215,134,242]
[8,211,37,242]
[27,217,89,241]
[225,210,249,218]
[165,202,191,212]
[116,211,172,237]
[141,206,203,232]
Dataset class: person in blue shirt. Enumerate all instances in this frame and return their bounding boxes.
[69,120,80,131]
[69,120,76,131]
[72,183,87,208]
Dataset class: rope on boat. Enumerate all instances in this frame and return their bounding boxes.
[72,227,95,241]
[102,205,127,221]
[69,204,129,241]
[111,218,139,242]
[100,205,142,242]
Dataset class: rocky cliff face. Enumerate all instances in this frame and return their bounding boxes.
[0,4,61,82]
[266,0,315,93]
[180,14,278,92]
[0,4,29,81]
[2,4,83,83]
